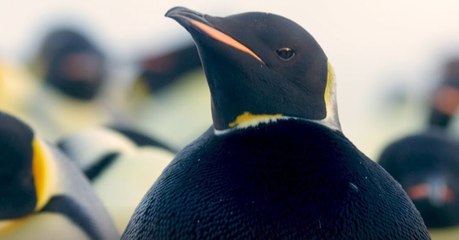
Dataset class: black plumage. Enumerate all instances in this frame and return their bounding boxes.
[125,120,429,239]
[0,112,36,219]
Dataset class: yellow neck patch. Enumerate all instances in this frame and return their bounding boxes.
[32,138,57,212]
[222,62,339,132]
[228,112,283,128]
[324,61,335,111]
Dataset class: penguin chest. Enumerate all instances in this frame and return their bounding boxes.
[143,139,375,238]
[147,136,425,238]
[93,148,174,232]
[125,123,429,239]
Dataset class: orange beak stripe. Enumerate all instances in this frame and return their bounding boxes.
[407,184,429,200]
[434,86,459,115]
[190,19,264,63]
[407,183,455,202]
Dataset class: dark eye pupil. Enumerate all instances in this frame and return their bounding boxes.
[276,48,295,61]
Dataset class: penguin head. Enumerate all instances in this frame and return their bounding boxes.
[0,112,55,220]
[35,28,106,101]
[166,7,340,131]
[138,43,202,93]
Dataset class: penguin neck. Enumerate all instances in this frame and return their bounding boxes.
[213,113,341,135]
[317,61,341,131]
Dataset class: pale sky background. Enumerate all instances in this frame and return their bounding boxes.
[2,1,459,158]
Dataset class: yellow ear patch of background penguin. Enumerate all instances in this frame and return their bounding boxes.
[0,112,119,239]
[32,138,57,212]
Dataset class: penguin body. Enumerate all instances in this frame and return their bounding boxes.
[378,129,459,230]
[122,7,430,239]
[126,120,428,239]
[58,126,176,232]
[0,112,119,239]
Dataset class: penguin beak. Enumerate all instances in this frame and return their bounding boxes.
[166,7,264,63]
[165,7,211,26]
[407,176,455,206]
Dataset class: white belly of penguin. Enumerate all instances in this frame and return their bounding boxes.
[93,146,174,232]
[0,213,89,240]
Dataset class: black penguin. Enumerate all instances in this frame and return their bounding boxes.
[122,7,430,239]
[378,129,459,230]
[0,112,119,239]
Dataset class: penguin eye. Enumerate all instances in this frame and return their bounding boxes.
[276,47,295,61]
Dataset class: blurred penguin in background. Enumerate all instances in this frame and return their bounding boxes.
[0,111,119,239]
[25,27,113,141]
[379,58,459,239]
[139,44,202,92]
[124,43,211,149]
[378,129,459,240]
[57,125,176,232]
[428,58,459,130]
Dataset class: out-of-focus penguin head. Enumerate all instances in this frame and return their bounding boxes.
[137,43,202,94]
[0,112,58,220]
[379,131,459,228]
[33,28,107,101]
[0,113,36,219]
